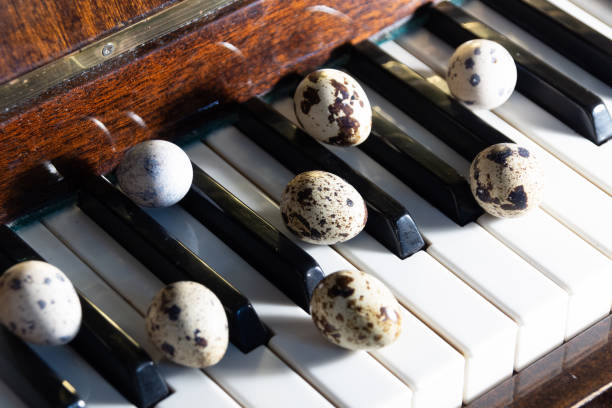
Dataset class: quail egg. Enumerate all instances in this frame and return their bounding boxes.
[116,140,193,208]
[0,260,82,345]
[146,281,228,368]
[447,39,517,110]
[310,270,402,350]
[281,170,367,245]
[470,143,544,218]
[294,68,372,146]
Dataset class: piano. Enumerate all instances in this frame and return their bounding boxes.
[0,0,610,406]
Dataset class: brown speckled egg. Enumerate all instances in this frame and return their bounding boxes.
[294,69,372,146]
[146,281,228,368]
[0,261,82,346]
[281,171,367,245]
[470,143,544,218]
[310,270,402,350]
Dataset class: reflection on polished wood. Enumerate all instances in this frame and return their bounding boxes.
[0,0,179,84]
[0,0,428,224]
[468,315,611,408]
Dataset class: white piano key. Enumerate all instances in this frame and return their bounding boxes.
[42,205,331,408]
[478,210,612,338]
[550,0,612,38]
[18,220,239,408]
[348,42,612,338]
[0,379,30,408]
[29,343,133,408]
[264,97,569,370]
[186,140,466,407]
[395,9,612,196]
[145,203,414,408]
[389,33,612,259]
[157,363,239,408]
[201,126,517,406]
[17,221,161,360]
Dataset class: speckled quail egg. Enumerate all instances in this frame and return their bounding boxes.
[280,170,367,245]
[146,281,228,368]
[470,143,544,218]
[0,261,82,345]
[116,140,193,208]
[447,39,517,110]
[310,270,402,350]
[294,68,372,146]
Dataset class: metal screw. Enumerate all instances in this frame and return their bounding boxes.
[102,43,115,57]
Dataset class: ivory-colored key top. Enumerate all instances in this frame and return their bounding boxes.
[186,140,465,408]
[266,97,568,370]
[42,206,332,408]
[146,204,414,408]
[378,40,612,333]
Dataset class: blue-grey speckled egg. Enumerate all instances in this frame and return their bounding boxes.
[116,140,193,207]
[0,261,82,345]
[447,39,517,110]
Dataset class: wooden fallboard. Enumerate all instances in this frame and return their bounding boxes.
[0,0,180,85]
[0,0,428,224]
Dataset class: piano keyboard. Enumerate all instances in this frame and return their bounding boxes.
[1,0,611,407]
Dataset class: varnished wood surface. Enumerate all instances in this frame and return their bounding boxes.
[0,0,428,223]
[0,0,179,84]
[468,314,612,408]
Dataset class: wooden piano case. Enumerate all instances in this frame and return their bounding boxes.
[0,0,610,406]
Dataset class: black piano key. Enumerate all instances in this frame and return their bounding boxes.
[0,226,170,408]
[237,97,425,259]
[360,108,483,225]
[346,40,512,161]
[479,0,612,86]
[78,176,270,352]
[424,2,612,146]
[181,166,324,311]
[0,326,85,408]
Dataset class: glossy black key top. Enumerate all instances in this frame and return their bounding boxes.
[181,166,324,311]
[78,176,270,352]
[480,0,612,86]
[346,40,512,160]
[0,225,170,408]
[237,97,425,259]
[424,2,612,145]
[0,326,85,408]
[360,108,482,225]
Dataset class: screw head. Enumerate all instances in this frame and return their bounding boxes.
[102,43,115,57]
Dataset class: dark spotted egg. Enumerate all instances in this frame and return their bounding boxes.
[447,39,517,110]
[470,143,544,218]
[294,69,372,146]
[310,270,402,350]
[281,170,367,245]
[0,261,81,345]
[146,281,228,368]
[117,140,193,208]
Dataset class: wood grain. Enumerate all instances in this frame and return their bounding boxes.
[0,0,179,84]
[0,0,428,223]
[467,314,612,408]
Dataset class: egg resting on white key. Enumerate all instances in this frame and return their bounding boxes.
[146,281,228,368]
[0,261,82,345]
[294,68,372,146]
[470,143,544,218]
[447,39,517,110]
[310,270,402,350]
[116,140,193,208]
[281,170,367,245]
